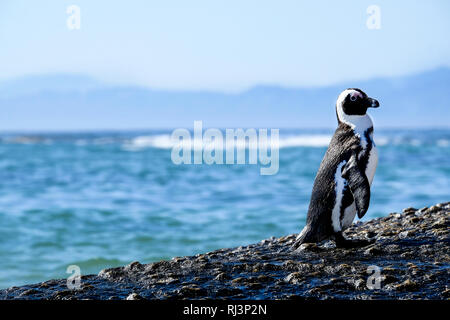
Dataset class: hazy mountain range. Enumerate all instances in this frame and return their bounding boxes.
[0,68,449,131]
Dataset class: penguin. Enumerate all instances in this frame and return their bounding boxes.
[293,88,380,249]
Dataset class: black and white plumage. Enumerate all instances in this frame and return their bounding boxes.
[293,88,380,249]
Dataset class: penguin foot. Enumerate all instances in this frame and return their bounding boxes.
[334,232,375,248]
[291,238,314,251]
[291,239,303,251]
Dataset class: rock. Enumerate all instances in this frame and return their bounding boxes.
[428,205,440,213]
[432,221,447,230]
[399,230,415,239]
[125,261,143,271]
[156,277,179,284]
[126,293,145,300]
[214,272,229,281]
[364,245,383,256]
[442,287,450,298]
[216,287,243,297]
[246,283,263,290]
[257,275,273,283]
[382,274,398,285]
[284,272,304,284]
[178,285,207,297]
[348,278,366,290]
[20,289,39,296]
[231,277,246,285]
[298,243,319,251]
[395,279,418,291]
[403,208,417,217]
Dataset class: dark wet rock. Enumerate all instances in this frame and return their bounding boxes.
[20,289,39,296]
[363,245,383,256]
[284,272,304,284]
[381,274,398,285]
[126,292,145,300]
[0,202,449,300]
[394,279,419,291]
[213,272,229,281]
[177,285,208,298]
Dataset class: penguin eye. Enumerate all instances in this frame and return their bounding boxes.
[350,95,357,102]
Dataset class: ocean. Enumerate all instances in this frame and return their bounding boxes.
[0,128,448,289]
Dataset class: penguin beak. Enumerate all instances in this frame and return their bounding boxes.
[367,97,379,108]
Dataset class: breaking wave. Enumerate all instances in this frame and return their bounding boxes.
[1,132,448,150]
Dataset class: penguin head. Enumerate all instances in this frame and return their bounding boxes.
[336,88,379,125]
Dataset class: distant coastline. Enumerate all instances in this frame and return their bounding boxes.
[1,68,450,131]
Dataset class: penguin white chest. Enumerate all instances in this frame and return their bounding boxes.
[340,141,378,230]
[332,131,378,232]
[365,143,378,185]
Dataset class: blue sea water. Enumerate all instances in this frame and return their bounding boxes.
[0,128,448,289]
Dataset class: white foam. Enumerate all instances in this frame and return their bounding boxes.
[374,136,389,146]
[122,135,174,151]
[123,134,411,150]
[437,139,449,147]
[2,133,443,149]
[278,135,332,148]
[123,134,334,150]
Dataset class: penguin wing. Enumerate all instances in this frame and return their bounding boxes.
[341,152,370,219]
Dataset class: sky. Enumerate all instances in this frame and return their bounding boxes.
[0,0,450,91]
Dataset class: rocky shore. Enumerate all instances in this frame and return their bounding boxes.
[1,202,449,300]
